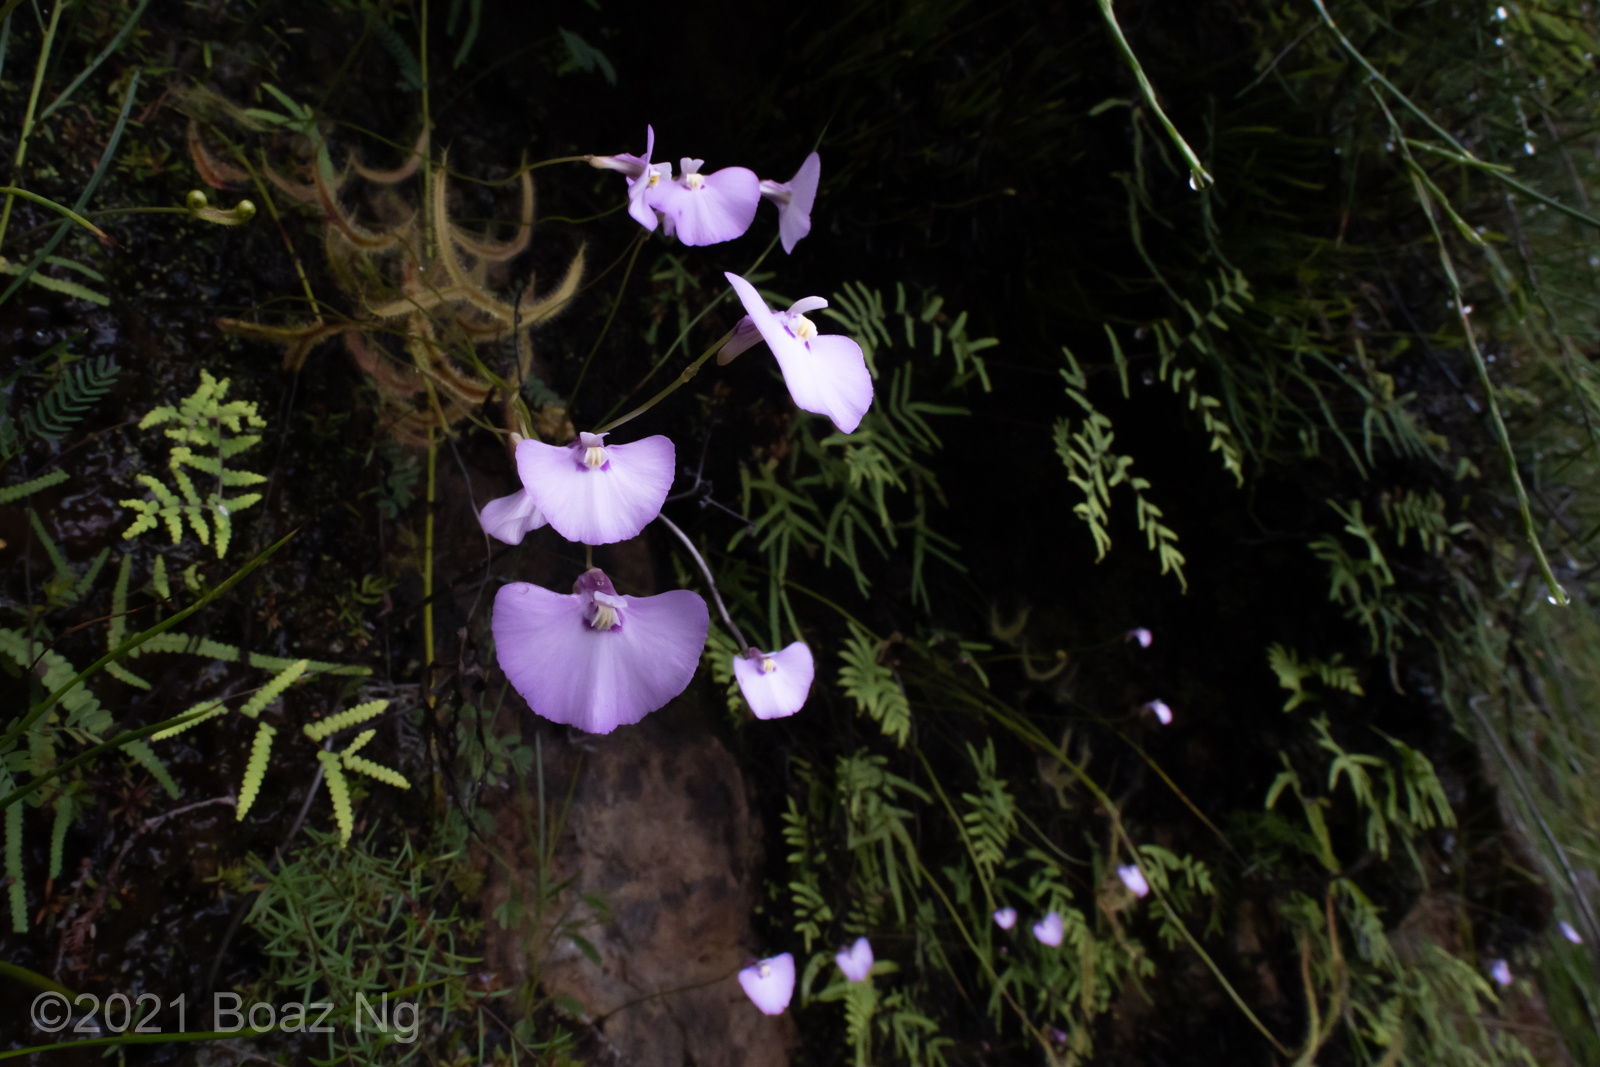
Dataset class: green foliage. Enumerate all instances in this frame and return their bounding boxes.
[1267,643,1364,712]
[119,369,268,558]
[242,832,479,1063]
[0,468,67,503]
[21,354,118,441]
[1053,346,1187,589]
[838,626,912,745]
[236,722,277,821]
[305,698,389,742]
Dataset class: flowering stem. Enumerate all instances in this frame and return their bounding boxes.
[424,422,438,710]
[567,229,646,417]
[595,329,732,434]
[655,513,750,654]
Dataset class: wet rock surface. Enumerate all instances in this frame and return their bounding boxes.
[478,700,795,1067]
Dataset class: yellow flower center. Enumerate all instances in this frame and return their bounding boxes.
[686,173,705,191]
[583,446,607,469]
[757,964,771,978]
[761,658,777,674]
[592,602,619,631]
[794,315,817,342]
[647,170,662,187]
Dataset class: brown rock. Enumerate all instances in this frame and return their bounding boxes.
[480,701,795,1067]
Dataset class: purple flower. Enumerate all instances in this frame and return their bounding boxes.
[732,641,814,720]
[993,907,1017,930]
[1143,699,1173,725]
[516,432,675,546]
[589,125,673,232]
[648,158,761,247]
[1032,911,1064,947]
[1117,865,1150,898]
[1126,627,1152,649]
[479,486,547,545]
[738,953,795,1015]
[723,272,873,434]
[1489,958,1512,987]
[492,568,708,734]
[1561,920,1584,945]
[760,152,821,254]
[835,937,873,982]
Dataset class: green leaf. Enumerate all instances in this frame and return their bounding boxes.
[559,28,616,85]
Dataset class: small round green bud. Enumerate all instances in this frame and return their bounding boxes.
[235,200,256,221]
[186,189,209,212]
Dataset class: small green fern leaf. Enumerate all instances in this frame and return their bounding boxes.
[124,739,180,799]
[150,700,229,740]
[304,699,389,741]
[0,468,68,504]
[23,356,119,440]
[343,752,409,790]
[236,722,277,820]
[238,660,308,719]
[317,750,355,846]
[5,802,23,933]
[838,626,912,746]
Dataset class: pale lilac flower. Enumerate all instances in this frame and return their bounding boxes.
[1117,865,1150,898]
[738,953,795,1015]
[1561,921,1584,945]
[733,642,814,720]
[588,125,673,232]
[1489,958,1512,987]
[648,158,761,247]
[723,272,873,434]
[516,432,675,545]
[1143,699,1173,725]
[1050,1028,1068,1044]
[492,568,708,734]
[1126,627,1153,649]
[479,487,547,545]
[836,937,873,982]
[993,907,1017,930]
[1032,911,1064,947]
[760,152,821,254]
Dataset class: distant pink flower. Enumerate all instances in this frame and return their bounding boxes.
[1561,920,1584,945]
[492,568,708,734]
[1117,865,1150,898]
[739,953,795,1015]
[1032,911,1064,947]
[723,272,873,433]
[479,486,546,545]
[1489,958,1512,987]
[1126,627,1152,649]
[516,432,675,545]
[733,642,814,720]
[1143,699,1173,725]
[649,158,761,246]
[760,152,821,254]
[993,907,1017,929]
[836,937,873,982]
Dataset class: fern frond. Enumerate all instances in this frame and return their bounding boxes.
[150,699,229,740]
[304,699,389,741]
[838,627,912,746]
[5,802,23,933]
[0,468,68,503]
[317,750,355,846]
[123,739,180,798]
[49,795,74,881]
[342,752,409,789]
[236,722,277,820]
[239,660,308,718]
[22,356,119,440]
[341,728,376,757]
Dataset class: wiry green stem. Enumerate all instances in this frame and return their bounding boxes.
[0,0,64,255]
[595,329,733,434]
